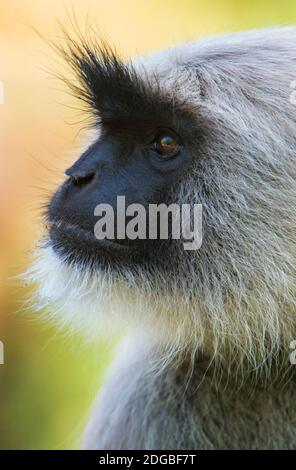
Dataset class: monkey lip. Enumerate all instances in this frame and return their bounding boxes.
[48,219,136,256]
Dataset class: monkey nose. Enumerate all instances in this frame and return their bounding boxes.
[65,167,96,188]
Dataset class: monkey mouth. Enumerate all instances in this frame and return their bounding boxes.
[48,219,142,267]
[49,219,133,250]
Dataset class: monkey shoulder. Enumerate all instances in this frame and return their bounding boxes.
[82,338,296,450]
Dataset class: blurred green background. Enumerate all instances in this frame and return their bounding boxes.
[1,0,296,450]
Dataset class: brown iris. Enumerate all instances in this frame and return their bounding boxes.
[151,131,181,158]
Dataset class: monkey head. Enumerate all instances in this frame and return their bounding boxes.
[27,28,296,376]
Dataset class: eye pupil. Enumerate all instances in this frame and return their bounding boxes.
[160,136,175,151]
[152,132,180,157]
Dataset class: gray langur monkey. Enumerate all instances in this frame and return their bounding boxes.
[26,27,296,449]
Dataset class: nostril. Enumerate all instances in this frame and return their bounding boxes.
[69,171,96,188]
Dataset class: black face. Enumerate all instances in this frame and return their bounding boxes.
[48,127,191,269]
[47,39,200,270]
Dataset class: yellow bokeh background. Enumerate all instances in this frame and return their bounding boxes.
[1,0,296,449]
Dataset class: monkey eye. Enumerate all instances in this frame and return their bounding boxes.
[149,131,181,158]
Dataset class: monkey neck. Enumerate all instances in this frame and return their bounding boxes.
[172,350,296,393]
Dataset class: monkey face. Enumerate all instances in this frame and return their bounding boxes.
[48,127,190,270]
[46,44,202,278]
